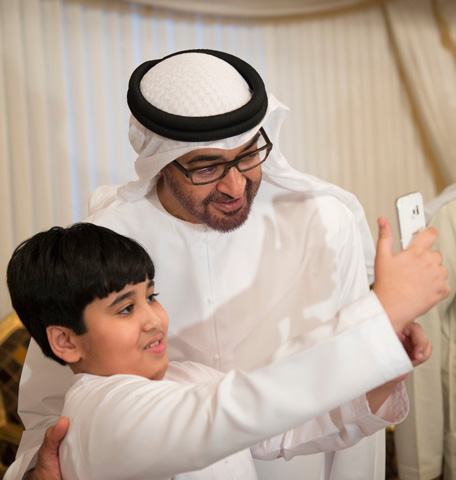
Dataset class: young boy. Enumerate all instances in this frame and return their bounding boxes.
[6,223,429,480]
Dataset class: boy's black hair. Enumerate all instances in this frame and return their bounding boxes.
[7,223,155,365]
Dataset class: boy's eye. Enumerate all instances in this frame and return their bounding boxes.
[146,293,159,303]
[119,304,134,315]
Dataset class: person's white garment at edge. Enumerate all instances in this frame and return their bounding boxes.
[9,50,410,480]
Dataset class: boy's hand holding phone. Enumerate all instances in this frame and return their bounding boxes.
[373,216,449,333]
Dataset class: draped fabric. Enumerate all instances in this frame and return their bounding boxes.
[384,0,456,190]
[114,0,382,18]
[0,0,455,317]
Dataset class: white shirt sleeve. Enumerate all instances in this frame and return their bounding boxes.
[251,382,408,461]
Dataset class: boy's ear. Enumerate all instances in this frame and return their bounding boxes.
[46,326,82,364]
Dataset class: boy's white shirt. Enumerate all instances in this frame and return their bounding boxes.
[60,358,407,480]
[13,293,410,480]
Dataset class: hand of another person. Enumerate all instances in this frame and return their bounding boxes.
[399,321,432,368]
[367,322,432,413]
[373,217,450,332]
[24,417,69,480]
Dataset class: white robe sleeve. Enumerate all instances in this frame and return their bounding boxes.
[251,382,408,461]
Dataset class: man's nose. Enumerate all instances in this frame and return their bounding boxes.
[216,165,246,198]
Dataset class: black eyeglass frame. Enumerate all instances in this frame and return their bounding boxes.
[171,128,273,186]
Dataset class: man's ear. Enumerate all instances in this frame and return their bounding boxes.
[46,326,82,364]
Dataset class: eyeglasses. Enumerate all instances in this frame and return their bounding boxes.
[171,128,273,185]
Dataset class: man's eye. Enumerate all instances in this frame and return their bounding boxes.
[239,152,259,165]
[196,166,218,176]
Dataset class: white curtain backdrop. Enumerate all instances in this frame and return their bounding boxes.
[0,0,455,317]
[386,0,456,186]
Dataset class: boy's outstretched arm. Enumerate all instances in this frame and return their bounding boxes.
[24,417,68,480]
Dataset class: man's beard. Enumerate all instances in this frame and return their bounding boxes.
[162,171,261,233]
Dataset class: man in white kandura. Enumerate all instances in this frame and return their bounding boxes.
[6,49,450,480]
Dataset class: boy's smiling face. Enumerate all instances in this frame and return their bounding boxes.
[71,278,169,380]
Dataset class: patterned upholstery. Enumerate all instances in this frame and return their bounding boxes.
[0,312,30,478]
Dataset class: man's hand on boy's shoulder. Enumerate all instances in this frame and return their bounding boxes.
[24,418,69,480]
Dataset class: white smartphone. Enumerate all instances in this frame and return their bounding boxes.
[395,192,426,250]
